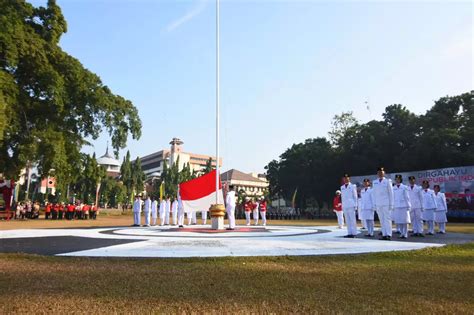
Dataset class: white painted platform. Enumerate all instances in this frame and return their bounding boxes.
[0,225,443,258]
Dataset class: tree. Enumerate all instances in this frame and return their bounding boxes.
[203,157,214,174]
[328,111,358,146]
[131,157,145,196]
[120,151,133,202]
[0,0,142,186]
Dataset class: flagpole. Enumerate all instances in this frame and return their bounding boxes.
[215,0,220,203]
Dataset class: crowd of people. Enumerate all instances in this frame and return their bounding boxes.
[333,167,448,240]
[10,201,98,221]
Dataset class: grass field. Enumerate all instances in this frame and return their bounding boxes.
[1,243,473,313]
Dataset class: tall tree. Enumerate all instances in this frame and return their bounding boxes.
[0,0,142,185]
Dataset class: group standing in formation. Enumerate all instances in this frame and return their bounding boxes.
[335,167,448,240]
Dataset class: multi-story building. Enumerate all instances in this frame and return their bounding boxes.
[140,138,222,177]
[221,169,268,197]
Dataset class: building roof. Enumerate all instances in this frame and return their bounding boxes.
[97,147,120,167]
[221,169,266,183]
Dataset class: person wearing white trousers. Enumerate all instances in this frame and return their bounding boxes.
[151,197,158,226]
[259,197,267,226]
[253,200,259,225]
[359,179,375,237]
[407,176,424,237]
[143,196,151,227]
[340,173,358,238]
[201,210,208,225]
[165,197,171,225]
[372,167,394,240]
[171,198,178,226]
[244,197,252,226]
[177,195,185,228]
[333,191,344,229]
[421,180,437,235]
[132,196,142,226]
[433,185,448,234]
[226,186,236,230]
[159,199,166,226]
[392,175,411,239]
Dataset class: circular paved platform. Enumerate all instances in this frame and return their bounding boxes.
[2,225,469,257]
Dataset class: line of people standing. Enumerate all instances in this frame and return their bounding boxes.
[44,202,98,220]
[335,167,448,240]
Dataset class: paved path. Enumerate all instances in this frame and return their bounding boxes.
[1,225,471,257]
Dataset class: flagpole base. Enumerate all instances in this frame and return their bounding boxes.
[210,204,225,230]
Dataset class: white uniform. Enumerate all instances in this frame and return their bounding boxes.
[159,200,166,226]
[393,184,411,238]
[132,199,142,226]
[171,200,178,225]
[151,200,158,225]
[340,182,358,236]
[201,209,208,225]
[372,177,394,237]
[177,196,185,227]
[422,188,437,234]
[165,199,171,225]
[359,187,375,236]
[226,190,236,229]
[407,184,424,234]
[253,201,259,225]
[143,198,151,226]
[434,192,448,233]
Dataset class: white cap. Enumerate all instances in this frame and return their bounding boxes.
[335,190,341,194]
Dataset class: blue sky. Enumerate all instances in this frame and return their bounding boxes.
[33,0,472,173]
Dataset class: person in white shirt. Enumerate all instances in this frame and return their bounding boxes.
[372,167,394,240]
[165,197,171,225]
[253,199,259,226]
[392,175,411,239]
[132,195,142,226]
[171,197,178,226]
[407,176,424,237]
[143,196,151,227]
[433,185,448,234]
[225,185,236,230]
[340,173,358,238]
[421,180,437,235]
[177,194,185,228]
[359,179,375,237]
[159,198,166,226]
[201,209,208,225]
[151,197,158,226]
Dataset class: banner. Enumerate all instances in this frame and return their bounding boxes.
[351,166,474,218]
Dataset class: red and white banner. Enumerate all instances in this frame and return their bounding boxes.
[179,170,224,213]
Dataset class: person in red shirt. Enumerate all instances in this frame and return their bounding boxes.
[259,197,268,226]
[333,190,344,229]
[244,197,253,226]
[82,204,90,220]
[58,203,65,220]
[52,203,60,220]
[90,204,98,220]
[66,204,75,220]
[45,203,52,220]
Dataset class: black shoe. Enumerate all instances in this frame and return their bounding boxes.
[419,233,425,237]
[343,235,355,238]
[396,231,401,235]
[400,236,407,239]
[427,232,434,236]
[364,234,373,237]
[226,228,235,230]
[179,225,184,228]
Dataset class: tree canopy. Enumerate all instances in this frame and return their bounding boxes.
[265,92,473,208]
[0,0,142,186]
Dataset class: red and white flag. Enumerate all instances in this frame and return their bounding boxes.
[179,170,224,213]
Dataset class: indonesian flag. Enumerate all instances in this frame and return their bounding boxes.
[179,170,224,213]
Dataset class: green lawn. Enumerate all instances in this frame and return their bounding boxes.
[1,243,473,313]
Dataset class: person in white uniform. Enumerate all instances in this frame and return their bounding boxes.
[259,197,267,226]
[433,185,448,234]
[340,173,358,238]
[253,199,259,226]
[165,197,171,225]
[177,194,185,228]
[421,180,437,235]
[132,195,142,226]
[151,197,158,226]
[392,175,411,239]
[359,178,375,237]
[201,209,208,225]
[225,185,236,230]
[372,167,394,240]
[159,198,166,226]
[143,195,151,227]
[171,197,178,226]
[407,176,424,237]
[333,190,344,229]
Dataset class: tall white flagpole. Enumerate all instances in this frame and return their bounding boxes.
[215,0,220,203]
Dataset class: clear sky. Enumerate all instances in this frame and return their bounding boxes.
[32,0,472,173]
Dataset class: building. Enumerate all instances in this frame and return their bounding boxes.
[139,138,222,177]
[221,169,268,197]
[97,147,121,178]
